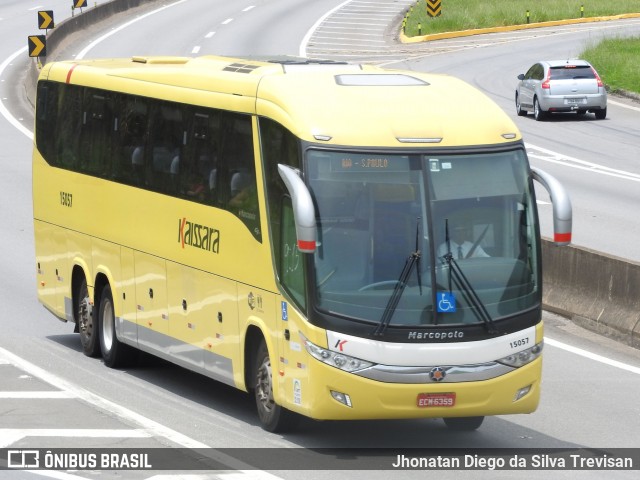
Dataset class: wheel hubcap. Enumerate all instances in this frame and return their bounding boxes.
[102,300,114,351]
[256,358,274,413]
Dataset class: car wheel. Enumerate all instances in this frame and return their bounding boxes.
[515,93,527,116]
[595,108,607,120]
[533,97,545,121]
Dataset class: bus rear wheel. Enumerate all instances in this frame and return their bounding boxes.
[98,284,137,368]
[254,340,297,432]
[443,416,485,431]
[76,278,99,357]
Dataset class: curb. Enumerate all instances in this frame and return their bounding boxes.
[399,13,640,43]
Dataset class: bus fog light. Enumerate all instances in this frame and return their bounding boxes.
[514,385,532,402]
[331,390,352,407]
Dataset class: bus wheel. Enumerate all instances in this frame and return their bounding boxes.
[443,416,485,431]
[254,340,297,432]
[98,284,137,368]
[77,278,99,357]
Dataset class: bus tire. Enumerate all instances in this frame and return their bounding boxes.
[76,278,99,357]
[443,416,485,431]
[254,340,297,432]
[98,284,137,368]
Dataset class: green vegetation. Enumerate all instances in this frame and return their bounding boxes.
[582,37,640,94]
[403,0,640,36]
[403,0,640,94]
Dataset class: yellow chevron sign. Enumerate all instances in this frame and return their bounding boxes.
[28,35,47,57]
[427,0,442,18]
[38,10,54,29]
[74,0,88,7]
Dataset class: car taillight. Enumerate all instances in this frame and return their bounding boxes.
[541,69,551,89]
[591,67,604,87]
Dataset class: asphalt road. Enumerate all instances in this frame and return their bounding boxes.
[1,1,640,480]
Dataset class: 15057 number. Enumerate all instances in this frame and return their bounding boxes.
[60,191,72,207]
[509,337,529,349]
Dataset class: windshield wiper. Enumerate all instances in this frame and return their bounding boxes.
[372,219,422,337]
[442,219,498,334]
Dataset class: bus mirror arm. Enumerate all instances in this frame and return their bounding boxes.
[531,167,572,246]
[278,164,317,253]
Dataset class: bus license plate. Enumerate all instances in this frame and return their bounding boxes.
[417,392,456,408]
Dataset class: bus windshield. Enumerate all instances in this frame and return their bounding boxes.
[306,148,538,327]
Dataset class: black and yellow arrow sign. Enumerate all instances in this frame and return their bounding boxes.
[28,35,47,57]
[74,0,88,8]
[38,10,55,30]
[427,0,442,18]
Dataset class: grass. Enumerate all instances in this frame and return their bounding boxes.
[403,0,640,94]
[581,37,640,93]
[403,0,640,35]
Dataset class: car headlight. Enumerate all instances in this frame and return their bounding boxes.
[301,334,374,372]
[497,341,543,368]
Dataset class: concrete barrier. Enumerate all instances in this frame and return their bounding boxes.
[24,0,640,350]
[543,239,640,349]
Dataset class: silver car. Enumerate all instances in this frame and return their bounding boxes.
[515,60,607,120]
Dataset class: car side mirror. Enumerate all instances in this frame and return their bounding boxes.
[517,74,525,80]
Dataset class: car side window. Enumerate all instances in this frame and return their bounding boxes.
[533,64,544,81]
[524,65,536,80]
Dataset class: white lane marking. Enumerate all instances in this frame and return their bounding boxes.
[76,0,188,59]
[192,46,201,54]
[526,142,640,183]
[242,6,255,12]
[608,98,640,112]
[0,46,34,139]
[222,18,233,25]
[0,347,208,449]
[546,337,640,375]
[299,0,353,57]
[205,31,215,38]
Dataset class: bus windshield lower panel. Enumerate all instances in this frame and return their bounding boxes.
[306,148,538,328]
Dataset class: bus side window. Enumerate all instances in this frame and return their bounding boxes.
[220,114,261,241]
[148,101,184,194]
[281,197,306,309]
[116,97,148,186]
[79,89,114,177]
[55,84,83,170]
[35,81,59,166]
[182,109,220,203]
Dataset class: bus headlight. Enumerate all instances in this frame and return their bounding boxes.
[301,335,374,373]
[497,341,543,368]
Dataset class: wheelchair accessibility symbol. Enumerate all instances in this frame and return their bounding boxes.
[437,292,456,312]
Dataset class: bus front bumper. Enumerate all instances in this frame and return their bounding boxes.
[281,356,542,421]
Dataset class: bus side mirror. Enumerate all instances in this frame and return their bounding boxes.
[278,164,317,253]
[531,167,572,246]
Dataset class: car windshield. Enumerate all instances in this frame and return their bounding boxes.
[306,148,539,327]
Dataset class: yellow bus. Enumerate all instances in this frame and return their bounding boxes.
[33,55,571,432]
